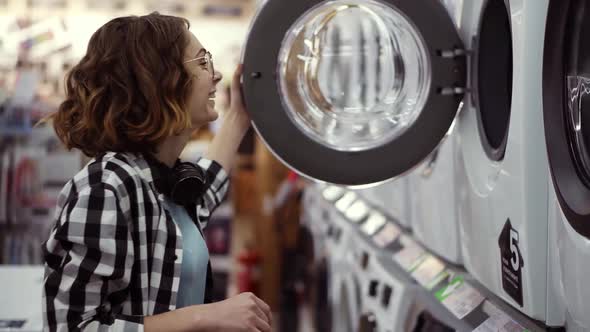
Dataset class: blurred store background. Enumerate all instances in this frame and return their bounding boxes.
[0,1,312,331]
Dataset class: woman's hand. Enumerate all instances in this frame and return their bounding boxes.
[204,64,253,172]
[194,292,272,332]
[228,64,251,134]
[144,292,272,332]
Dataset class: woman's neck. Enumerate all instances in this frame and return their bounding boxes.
[154,130,193,167]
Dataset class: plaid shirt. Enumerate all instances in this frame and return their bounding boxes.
[42,152,229,331]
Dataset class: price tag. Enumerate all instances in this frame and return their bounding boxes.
[473,302,529,332]
[411,255,446,289]
[372,223,400,248]
[393,239,426,271]
[435,276,484,320]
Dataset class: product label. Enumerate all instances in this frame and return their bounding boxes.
[393,240,426,271]
[372,223,401,248]
[473,302,529,332]
[498,219,524,306]
[435,276,485,320]
[411,255,446,289]
[428,269,451,290]
[361,212,387,236]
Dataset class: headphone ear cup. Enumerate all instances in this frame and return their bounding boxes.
[170,162,207,205]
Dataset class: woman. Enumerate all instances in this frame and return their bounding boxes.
[42,12,272,332]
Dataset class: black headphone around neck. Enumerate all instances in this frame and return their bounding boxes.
[145,153,207,206]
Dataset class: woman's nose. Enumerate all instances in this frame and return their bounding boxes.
[213,70,223,83]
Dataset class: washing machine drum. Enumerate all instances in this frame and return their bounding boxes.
[242,0,466,186]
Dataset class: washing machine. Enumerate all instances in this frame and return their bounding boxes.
[300,185,339,332]
[409,118,463,264]
[355,228,474,332]
[349,214,418,332]
[343,196,419,332]
[332,190,403,332]
[241,0,563,326]
[325,190,366,332]
[355,179,413,229]
[543,1,590,329]
[358,254,417,332]
[340,195,475,332]
[407,0,464,265]
[453,0,567,325]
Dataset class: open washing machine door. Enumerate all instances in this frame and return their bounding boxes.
[242,0,466,186]
[543,1,590,329]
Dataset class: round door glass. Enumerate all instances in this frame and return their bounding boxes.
[277,0,431,152]
[565,1,590,186]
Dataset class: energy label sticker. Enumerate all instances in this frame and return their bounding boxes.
[393,240,426,271]
[435,276,484,320]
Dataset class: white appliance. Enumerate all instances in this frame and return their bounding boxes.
[242,0,565,326]
[354,227,470,332]
[0,265,44,332]
[543,2,590,329]
[454,0,566,325]
[355,179,413,229]
[357,254,416,332]
[348,218,423,332]
[300,185,339,331]
[325,190,366,332]
[407,0,464,265]
[409,123,463,264]
[341,196,405,332]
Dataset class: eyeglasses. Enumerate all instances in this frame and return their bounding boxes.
[184,51,214,77]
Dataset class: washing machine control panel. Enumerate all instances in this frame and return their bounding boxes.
[368,280,379,298]
[381,284,393,308]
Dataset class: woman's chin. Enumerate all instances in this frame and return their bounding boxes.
[208,109,219,121]
[202,102,218,121]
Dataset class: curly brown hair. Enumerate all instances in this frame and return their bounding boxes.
[50,12,194,157]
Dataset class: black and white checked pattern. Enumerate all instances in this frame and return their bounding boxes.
[42,152,229,331]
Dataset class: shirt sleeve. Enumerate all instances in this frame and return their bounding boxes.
[195,157,229,228]
[43,183,143,332]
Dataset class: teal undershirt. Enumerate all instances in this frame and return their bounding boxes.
[162,197,210,308]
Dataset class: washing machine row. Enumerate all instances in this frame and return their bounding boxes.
[243,0,589,329]
[300,185,334,332]
[543,1,590,330]
[321,185,456,332]
[318,185,546,332]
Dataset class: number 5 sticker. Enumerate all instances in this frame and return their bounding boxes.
[510,229,519,271]
[498,219,524,306]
